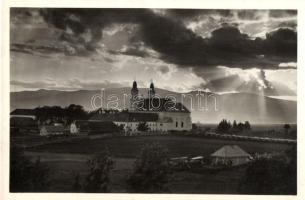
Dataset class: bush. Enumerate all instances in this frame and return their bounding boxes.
[238,147,296,195]
[127,143,172,193]
[83,148,114,192]
[137,122,149,132]
[10,147,50,192]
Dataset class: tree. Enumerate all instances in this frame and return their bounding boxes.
[127,143,172,193]
[216,119,232,134]
[283,124,291,134]
[10,147,50,192]
[83,148,114,192]
[137,122,149,132]
[118,124,125,132]
[237,122,244,132]
[34,104,89,125]
[192,123,198,131]
[233,120,237,129]
[65,104,88,124]
[244,121,251,130]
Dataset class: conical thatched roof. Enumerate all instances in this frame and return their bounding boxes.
[211,145,250,158]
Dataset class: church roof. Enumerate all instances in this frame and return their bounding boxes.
[90,111,159,122]
[136,98,190,113]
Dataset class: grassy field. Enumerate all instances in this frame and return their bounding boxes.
[28,135,294,158]
[23,135,295,193]
[25,152,247,193]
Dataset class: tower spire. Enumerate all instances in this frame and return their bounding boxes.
[148,79,155,98]
[130,80,139,111]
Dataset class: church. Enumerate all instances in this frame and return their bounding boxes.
[89,81,192,134]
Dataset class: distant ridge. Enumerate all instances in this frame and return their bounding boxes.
[10,88,297,124]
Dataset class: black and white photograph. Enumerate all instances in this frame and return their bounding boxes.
[5,3,300,197]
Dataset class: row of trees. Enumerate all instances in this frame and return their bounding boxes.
[216,119,251,134]
[34,104,89,125]
[10,143,172,193]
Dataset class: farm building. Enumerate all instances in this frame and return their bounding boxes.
[40,125,65,136]
[210,145,251,166]
[70,120,118,135]
[70,120,90,134]
[90,111,164,134]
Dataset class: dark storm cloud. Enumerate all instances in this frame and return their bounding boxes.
[165,9,233,19]
[277,21,297,29]
[269,10,297,18]
[167,9,297,20]
[108,41,152,58]
[12,8,297,69]
[158,65,170,74]
[103,56,117,63]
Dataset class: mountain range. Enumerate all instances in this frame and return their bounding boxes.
[10,88,297,124]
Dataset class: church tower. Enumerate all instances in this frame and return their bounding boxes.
[148,81,155,99]
[130,80,139,110]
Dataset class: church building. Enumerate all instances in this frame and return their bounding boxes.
[90,81,192,134]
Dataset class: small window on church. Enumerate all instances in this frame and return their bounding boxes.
[181,122,184,128]
[160,123,163,126]
[176,122,178,127]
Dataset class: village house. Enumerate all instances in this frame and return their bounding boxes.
[40,125,65,136]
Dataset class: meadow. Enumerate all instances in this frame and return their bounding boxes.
[22,135,295,193]
[28,135,294,157]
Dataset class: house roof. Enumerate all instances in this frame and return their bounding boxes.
[73,120,90,129]
[10,117,37,127]
[10,109,36,116]
[87,121,118,133]
[90,111,159,122]
[136,98,190,113]
[159,117,173,123]
[211,145,250,158]
[73,120,118,133]
[41,125,65,132]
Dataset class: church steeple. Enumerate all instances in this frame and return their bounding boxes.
[132,80,138,92]
[130,80,139,110]
[148,80,155,98]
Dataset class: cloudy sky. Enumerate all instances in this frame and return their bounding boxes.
[10,8,297,97]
